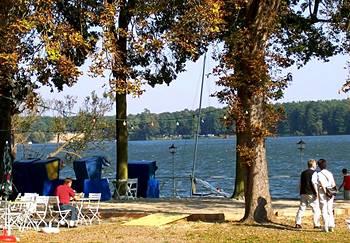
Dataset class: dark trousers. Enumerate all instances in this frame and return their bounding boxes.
[60,204,78,221]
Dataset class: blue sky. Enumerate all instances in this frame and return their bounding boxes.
[39,54,349,115]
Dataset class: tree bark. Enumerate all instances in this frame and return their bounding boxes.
[240,92,273,223]
[0,89,13,176]
[116,93,128,181]
[112,0,129,192]
[232,134,246,199]
[0,0,15,169]
[232,0,281,223]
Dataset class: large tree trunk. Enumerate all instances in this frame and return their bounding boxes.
[232,135,246,199]
[116,93,128,181]
[0,0,15,171]
[239,92,273,223]
[0,88,13,177]
[232,0,281,223]
[112,0,129,193]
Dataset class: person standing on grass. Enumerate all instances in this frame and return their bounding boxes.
[295,159,321,229]
[317,159,336,232]
[55,178,78,227]
[339,168,350,200]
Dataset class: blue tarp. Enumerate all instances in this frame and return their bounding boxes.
[73,156,111,198]
[42,179,64,196]
[146,178,160,198]
[13,158,39,193]
[13,157,61,195]
[73,156,110,180]
[32,157,61,194]
[83,178,111,201]
[128,160,158,198]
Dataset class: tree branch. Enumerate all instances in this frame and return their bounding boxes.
[311,0,320,21]
[51,149,82,159]
[48,133,84,157]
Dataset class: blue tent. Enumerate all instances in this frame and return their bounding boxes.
[73,156,110,181]
[128,160,158,198]
[12,157,61,195]
[73,156,111,198]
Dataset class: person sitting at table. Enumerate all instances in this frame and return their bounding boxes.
[55,178,78,227]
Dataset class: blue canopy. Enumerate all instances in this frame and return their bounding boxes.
[73,156,110,180]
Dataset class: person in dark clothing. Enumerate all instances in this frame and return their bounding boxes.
[295,159,320,229]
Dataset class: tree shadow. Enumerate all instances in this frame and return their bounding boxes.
[247,223,317,232]
[254,196,268,223]
[235,196,311,231]
[228,219,316,232]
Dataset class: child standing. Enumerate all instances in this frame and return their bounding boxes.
[339,168,350,200]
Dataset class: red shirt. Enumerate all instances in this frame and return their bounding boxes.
[55,184,75,205]
[344,175,350,190]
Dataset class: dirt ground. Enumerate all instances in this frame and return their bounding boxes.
[16,214,350,243]
[11,198,350,242]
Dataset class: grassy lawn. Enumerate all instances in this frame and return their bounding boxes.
[15,214,350,242]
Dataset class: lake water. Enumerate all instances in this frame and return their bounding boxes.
[15,135,350,199]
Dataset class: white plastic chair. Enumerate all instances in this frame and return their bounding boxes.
[20,193,37,215]
[84,193,101,224]
[127,178,138,199]
[71,195,89,226]
[47,196,71,228]
[23,193,39,198]
[116,178,138,200]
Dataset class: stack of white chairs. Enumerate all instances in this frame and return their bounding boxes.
[8,193,50,231]
[7,200,35,231]
[6,201,25,231]
[0,200,7,226]
[0,194,22,231]
[6,192,38,231]
[32,196,49,229]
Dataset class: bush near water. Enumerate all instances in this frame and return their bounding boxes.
[23,99,350,143]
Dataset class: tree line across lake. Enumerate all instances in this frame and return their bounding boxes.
[24,99,350,143]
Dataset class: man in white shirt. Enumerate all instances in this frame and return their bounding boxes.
[317,159,336,232]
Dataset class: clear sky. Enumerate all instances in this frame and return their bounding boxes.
[39,54,349,115]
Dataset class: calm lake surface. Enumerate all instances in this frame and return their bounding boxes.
[16,135,350,199]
